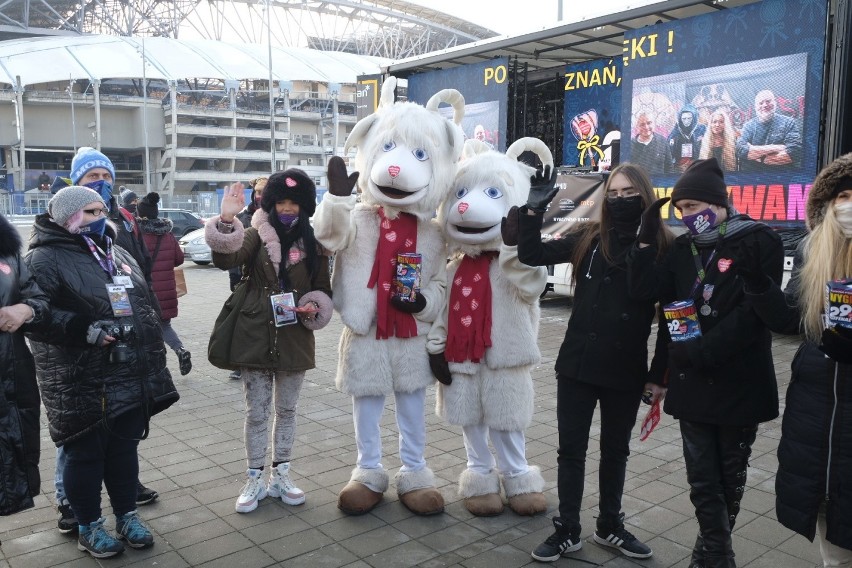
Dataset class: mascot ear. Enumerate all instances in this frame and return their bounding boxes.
[344,114,378,155]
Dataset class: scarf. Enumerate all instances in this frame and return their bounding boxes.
[691,209,759,246]
[445,253,495,363]
[368,208,418,340]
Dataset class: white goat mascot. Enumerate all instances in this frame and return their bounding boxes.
[427,138,551,517]
[313,78,464,516]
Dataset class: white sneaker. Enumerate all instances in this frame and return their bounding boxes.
[267,463,306,506]
[235,468,267,513]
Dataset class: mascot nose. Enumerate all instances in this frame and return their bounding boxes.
[388,165,401,178]
[457,202,469,214]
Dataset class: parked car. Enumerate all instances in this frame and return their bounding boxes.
[178,228,212,265]
[160,208,204,237]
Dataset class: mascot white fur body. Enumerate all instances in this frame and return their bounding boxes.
[427,138,550,516]
[313,78,464,515]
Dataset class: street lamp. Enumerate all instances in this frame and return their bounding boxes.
[67,78,77,152]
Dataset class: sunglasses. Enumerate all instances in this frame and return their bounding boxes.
[83,208,107,217]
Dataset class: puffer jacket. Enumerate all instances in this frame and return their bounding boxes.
[139,217,184,320]
[0,214,49,515]
[628,218,783,425]
[207,209,331,371]
[25,214,179,446]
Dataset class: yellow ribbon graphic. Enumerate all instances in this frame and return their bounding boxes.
[577,135,605,165]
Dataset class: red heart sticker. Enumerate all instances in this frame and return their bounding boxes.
[470,299,479,310]
[385,231,397,242]
[289,250,301,262]
[454,277,462,286]
[473,273,481,282]
[462,286,472,297]
[717,258,732,273]
[122,264,132,274]
[382,282,391,291]
[453,301,461,311]
[388,165,401,177]
[285,177,298,187]
[0,262,10,275]
[461,315,472,327]
[382,219,391,230]
[457,202,469,214]
[404,239,413,248]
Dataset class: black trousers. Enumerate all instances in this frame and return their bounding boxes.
[63,407,145,525]
[556,374,642,530]
[680,420,757,567]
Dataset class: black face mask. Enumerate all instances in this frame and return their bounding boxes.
[607,195,643,223]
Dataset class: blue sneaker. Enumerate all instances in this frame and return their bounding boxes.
[77,517,124,558]
[115,510,154,549]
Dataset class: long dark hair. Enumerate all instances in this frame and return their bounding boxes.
[568,163,673,282]
[268,209,319,291]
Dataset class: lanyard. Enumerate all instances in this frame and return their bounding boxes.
[687,220,727,297]
[82,235,116,278]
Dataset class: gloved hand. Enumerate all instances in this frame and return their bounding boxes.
[501,205,520,246]
[636,197,670,246]
[819,326,852,364]
[86,321,117,347]
[668,340,695,369]
[390,293,427,314]
[525,165,559,213]
[327,156,360,197]
[429,352,452,385]
[735,240,770,293]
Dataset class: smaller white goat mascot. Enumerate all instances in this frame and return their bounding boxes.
[313,78,465,516]
[426,138,551,516]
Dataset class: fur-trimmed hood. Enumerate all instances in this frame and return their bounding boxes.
[138,217,173,236]
[808,152,852,228]
[0,214,22,257]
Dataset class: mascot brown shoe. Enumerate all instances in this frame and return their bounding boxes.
[459,469,504,516]
[338,467,388,515]
[396,468,445,515]
[503,467,548,516]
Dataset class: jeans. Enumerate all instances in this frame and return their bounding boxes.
[160,319,184,353]
[242,368,305,469]
[555,374,642,529]
[54,446,67,504]
[63,407,145,525]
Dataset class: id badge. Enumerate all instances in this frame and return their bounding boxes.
[681,143,693,158]
[271,292,297,327]
[106,284,134,316]
[113,273,133,288]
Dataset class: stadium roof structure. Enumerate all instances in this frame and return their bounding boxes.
[0,34,387,87]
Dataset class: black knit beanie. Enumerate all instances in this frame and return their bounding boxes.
[261,169,317,217]
[136,192,160,219]
[671,158,729,207]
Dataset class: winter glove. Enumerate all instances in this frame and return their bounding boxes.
[501,205,520,246]
[429,352,453,385]
[86,320,116,347]
[668,340,695,370]
[636,197,670,246]
[525,165,559,213]
[390,293,427,314]
[735,239,770,294]
[327,156,360,197]
[819,326,852,364]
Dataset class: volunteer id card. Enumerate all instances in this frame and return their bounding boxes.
[271,292,297,327]
[106,284,133,316]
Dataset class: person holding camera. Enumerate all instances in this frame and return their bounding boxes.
[25,186,180,559]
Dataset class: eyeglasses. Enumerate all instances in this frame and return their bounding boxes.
[83,208,107,217]
[606,187,640,199]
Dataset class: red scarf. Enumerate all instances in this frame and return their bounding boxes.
[368,209,419,340]
[445,253,495,363]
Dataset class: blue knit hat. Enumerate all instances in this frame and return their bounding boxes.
[70,147,115,184]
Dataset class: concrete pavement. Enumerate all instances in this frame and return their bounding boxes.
[0,256,822,567]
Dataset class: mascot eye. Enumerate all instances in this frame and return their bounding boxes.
[412,148,428,161]
[455,187,469,199]
[382,141,396,152]
[484,187,503,199]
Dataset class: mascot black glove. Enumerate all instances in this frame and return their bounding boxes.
[501,205,520,246]
[525,166,559,213]
[390,293,427,314]
[636,197,670,246]
[736,240,770,294]
[819,326,852,364]
[429,352,453,385]
[327,156,359,197]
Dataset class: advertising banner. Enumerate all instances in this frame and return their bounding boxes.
[407,58,509,151]
[563,58,623,170]
[620,0,827,226]
[355,74,383,120]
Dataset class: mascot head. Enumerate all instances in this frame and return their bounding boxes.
[439,137,554,257]
[344,77,465,220]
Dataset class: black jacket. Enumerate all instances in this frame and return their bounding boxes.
[0,215,49,515]
[747,243,852,549]
[518,210,663,391]
[25,214,179,446]
[628,219,783,425]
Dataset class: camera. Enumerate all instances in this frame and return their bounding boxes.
[101,321,135,364]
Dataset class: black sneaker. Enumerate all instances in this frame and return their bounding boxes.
[57,502,78,534]
[136,481,159,506]
[531,517,582,562]
[177,349,192,376]
[593,513,652,559]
